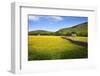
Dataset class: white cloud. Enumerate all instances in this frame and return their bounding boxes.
[50,16,63,21]
[29,16,40,21]
[29,16,63,22]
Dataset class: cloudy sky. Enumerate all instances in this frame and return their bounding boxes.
[28,15,88,32]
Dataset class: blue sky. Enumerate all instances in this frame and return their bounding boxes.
[28,15,88,32]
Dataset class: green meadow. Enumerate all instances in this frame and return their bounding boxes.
[28,21,88,61]
[28,36,88,60]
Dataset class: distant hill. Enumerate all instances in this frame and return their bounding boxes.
[29,22,88,36]
[28,30,54,35]
[56,22,88,36]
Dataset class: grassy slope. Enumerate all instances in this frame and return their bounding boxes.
[66,37,88,42]
[28,36,88,60]
[28,30,54,35]
[28,22,88,36]
[56,22,88,35]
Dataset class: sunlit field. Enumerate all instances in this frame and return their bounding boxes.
[28,36,88,61]
[67,37,87,42]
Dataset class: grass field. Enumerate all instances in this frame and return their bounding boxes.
[28,36,88,61]
[66,37,87,42]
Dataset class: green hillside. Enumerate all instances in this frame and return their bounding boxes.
[28,30,54,35]
[56,22,88,36]
[29,22,88,36]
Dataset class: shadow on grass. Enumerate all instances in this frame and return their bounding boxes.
[28,46,88,61]
[62,36,88,47]
[28,48,52,60]
[60,47,88,59]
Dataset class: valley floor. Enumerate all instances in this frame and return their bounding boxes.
[28,36,88,61]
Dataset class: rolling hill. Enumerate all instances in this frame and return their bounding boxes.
[28,22,88,36]
[28,30,54,35]
[56,22,88,36]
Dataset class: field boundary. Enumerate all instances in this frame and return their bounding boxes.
[62,36,88,47]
